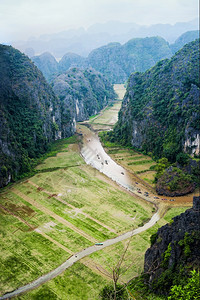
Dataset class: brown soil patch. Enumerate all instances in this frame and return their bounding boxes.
[28,180,117,234]
[12,188,97,243]
[0,203,36,233]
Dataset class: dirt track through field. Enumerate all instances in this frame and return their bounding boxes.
[12,188,97,244]
[28,180,117,234]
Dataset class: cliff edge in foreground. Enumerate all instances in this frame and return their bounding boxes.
[144,196,200,295]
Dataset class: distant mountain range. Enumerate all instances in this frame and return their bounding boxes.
[31,30,199,84]
[12,18,199,58]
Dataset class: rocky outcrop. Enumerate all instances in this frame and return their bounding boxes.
[0,46,116,188]
[58,53,86,74]
[114,39,200,158]
[87,37,172,83]
[156,166,196,196]
[144,196,200,294]
[0,45,65,187]
[32,52,58,81]
[32,36,172,84]
[52,67,116,136]
[32,33,199,84]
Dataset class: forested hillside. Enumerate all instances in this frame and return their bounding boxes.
[87,36,172,83]
[32,52,58,81]
[0,46,115,188]
[105,39,200,196]
[0,45,64,187]
[32,32,199,84]
[112,39,200,159]
[170,30,199,54]
[144,196,200,297]
[52,67,116,132]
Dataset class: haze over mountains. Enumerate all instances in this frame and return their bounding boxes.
[31,30,199,84]
[12,18,199,58]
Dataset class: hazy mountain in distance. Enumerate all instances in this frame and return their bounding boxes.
[87,20,140,35]
[130,18,199,43]
[12,19,198,58]
[170,30,199,54]
[87,37,172,83]
[32,29,199,84]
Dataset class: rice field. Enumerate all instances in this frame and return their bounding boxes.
[0,134,155,298]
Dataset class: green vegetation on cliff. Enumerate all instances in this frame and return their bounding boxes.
[170,30,199,54]
[0,45,63,187]
[52,67,116,125]
[106,39,200,195]
[87,36,172,83]
[32,52,58,81]
[112,39,199,159]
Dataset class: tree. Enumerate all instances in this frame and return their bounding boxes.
[168,270,200,300]
[98,236,139,300]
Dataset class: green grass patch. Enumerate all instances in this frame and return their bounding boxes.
[17,262,108,300]
[128,160,153,166]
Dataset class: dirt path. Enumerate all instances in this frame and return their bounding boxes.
[12,188,97,244]
[28,180,117,234]
[0,85,193,298]
[0,208,160,299]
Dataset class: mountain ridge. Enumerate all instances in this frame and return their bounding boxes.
[12,18,198,58]
[32,30,199,84]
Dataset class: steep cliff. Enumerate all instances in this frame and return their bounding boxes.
[32,34,199,85]
[88,37,172,83]
[0,45,116,188]
[58,53,86,74]
[0,45,63,187]
[32,36,172,84]
[52,67,116,137]
[32,52,58,81]
[114,39,200,159]
[144,196,200,295]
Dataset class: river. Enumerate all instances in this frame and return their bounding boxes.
[1,85,196,299]
[0,116,162,299]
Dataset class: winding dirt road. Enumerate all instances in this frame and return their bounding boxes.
[0,124,163,299]
[0,209,160,299]
[1,93,190,299]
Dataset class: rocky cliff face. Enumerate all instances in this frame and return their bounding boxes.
[58,53,87,74]
[52,67,116,136]
[88,37,172,83]
[32,33,199,85]
[114,39,200,159]
[32,52,58,81]
[0,46,115,188]
[0,45,64,187]
[144,196,200,294]
[32,36,172,84]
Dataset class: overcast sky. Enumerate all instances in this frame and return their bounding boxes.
[0,0,199,42]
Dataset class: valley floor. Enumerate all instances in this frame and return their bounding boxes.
[0,84,195,299]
